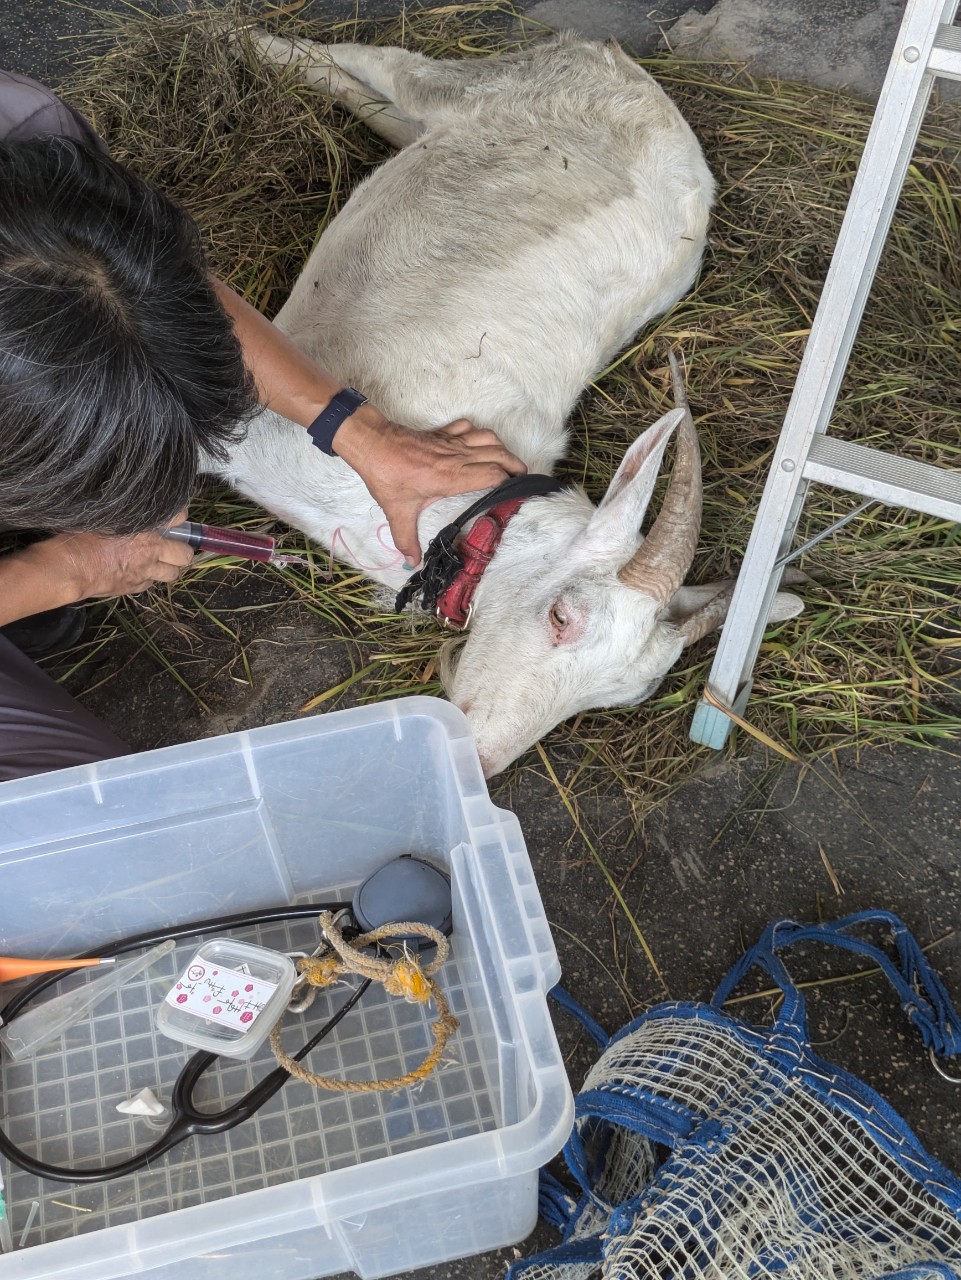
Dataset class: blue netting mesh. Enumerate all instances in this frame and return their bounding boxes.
[512,911,961,1280]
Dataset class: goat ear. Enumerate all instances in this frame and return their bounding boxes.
[581,408,684,559]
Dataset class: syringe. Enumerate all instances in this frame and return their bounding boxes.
[165,521,308,567]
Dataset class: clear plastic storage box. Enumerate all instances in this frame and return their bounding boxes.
[0,696,573,1280]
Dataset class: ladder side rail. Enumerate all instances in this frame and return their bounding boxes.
[689,0,957,748]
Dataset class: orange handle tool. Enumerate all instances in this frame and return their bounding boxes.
[0,956,115,983]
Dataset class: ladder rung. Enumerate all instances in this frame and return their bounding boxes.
[803,435,961,523]
[927,23,961,80]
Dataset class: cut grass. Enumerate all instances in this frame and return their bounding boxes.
[46,2,961,820]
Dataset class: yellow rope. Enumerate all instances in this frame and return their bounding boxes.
[269,912,459,1093]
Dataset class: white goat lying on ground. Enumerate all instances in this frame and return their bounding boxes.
[208,31,802,776]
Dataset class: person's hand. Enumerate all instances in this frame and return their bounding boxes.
[332,409,528,565]
[22,516,195,603]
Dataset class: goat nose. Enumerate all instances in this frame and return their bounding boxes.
[456,697,473,716]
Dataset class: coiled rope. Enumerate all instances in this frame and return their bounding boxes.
[270,910,459,1092]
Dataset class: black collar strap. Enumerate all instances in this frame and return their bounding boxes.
[395,473,565,615]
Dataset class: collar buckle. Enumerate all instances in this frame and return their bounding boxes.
[436,601,473,632]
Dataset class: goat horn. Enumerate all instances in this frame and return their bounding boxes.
[676,586,734,647]
[677,567,811,647]
[617,352,702,605]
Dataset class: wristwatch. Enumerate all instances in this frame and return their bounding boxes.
[306,387,368,456]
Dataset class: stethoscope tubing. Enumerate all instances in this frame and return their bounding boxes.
[0,901,358,1184]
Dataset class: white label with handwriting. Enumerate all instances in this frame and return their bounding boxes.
[165,956,278,1032]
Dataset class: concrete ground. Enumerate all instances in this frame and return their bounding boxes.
[3,0,961,1277]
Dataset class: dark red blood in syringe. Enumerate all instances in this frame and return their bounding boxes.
[165,521,276,562]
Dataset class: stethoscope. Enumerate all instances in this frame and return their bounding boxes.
[0,856,453,1185]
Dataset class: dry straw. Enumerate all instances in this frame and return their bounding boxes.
[54,2,961,817]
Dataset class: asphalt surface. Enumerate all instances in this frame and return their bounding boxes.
[3,1,961,1278]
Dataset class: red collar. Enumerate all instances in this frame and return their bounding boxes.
[434,497,527,630]
[393,474,565,622]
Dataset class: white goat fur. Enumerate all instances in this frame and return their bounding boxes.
[209,32,802,775]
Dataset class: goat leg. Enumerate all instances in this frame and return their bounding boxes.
[235,30,423,147]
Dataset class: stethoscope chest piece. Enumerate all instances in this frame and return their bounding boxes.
[351,856,453,947]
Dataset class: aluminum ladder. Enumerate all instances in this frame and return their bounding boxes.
[689,0,961,749]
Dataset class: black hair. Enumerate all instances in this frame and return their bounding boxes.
[0,137,259,534]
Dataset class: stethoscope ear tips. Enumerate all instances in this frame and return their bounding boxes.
[351,856,453,950]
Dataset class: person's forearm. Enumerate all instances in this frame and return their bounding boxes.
[210,277,388,444]
[0,547,83,627]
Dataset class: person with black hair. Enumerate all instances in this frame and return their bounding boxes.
[0,69,525,780]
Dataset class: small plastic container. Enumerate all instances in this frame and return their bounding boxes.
[156,938,297,1059]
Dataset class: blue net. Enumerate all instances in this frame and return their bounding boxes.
[511,911,961,1280]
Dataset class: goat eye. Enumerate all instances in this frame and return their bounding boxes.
[549,602,568,629]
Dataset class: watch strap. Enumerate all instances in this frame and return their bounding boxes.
[307,387,368,456]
